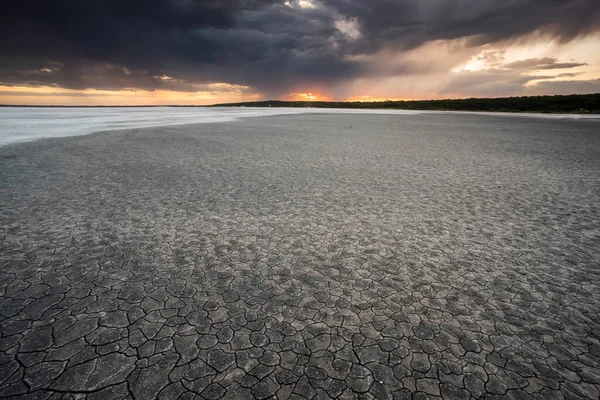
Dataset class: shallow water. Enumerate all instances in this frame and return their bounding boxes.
[1,106,598,146]
[0,106,426,146]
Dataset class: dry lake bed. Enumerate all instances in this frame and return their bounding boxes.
[1,113,599,399]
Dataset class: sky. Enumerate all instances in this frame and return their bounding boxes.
[1,0,599,105]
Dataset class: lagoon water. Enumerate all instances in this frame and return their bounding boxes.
[1,106,597,146]
[0,106,425,146]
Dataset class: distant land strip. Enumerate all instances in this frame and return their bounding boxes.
[213,93,600,114]
[1,93,599,113]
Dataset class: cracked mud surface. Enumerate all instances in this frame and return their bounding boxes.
[1,113,599,399]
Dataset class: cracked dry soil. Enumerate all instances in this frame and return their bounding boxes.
[1,113,599,399]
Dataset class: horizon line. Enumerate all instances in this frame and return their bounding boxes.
[0,92,598,108]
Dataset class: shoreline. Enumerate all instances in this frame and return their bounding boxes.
[1,107,599,148]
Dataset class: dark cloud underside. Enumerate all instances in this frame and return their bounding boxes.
[1,0,599,95]
[504,57,587,70]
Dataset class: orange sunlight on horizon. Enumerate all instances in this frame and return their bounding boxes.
[288,92,331,101]
[0,84,261,106]
[346,96,416,102]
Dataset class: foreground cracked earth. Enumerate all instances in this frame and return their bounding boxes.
[0,114,599,399]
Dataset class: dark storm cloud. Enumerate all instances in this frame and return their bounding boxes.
[329,0,600,49]
[504,57,587,70]
[1,0,599,95]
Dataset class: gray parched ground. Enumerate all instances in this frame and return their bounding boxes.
[1,113,600,399]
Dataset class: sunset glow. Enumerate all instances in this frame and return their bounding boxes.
[0,84,260,106]
[290,92,326,101]
[346,96,414,102]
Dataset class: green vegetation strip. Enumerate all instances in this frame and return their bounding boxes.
[212,93,600,114]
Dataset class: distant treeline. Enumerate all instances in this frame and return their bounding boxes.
[212,93,600,114]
